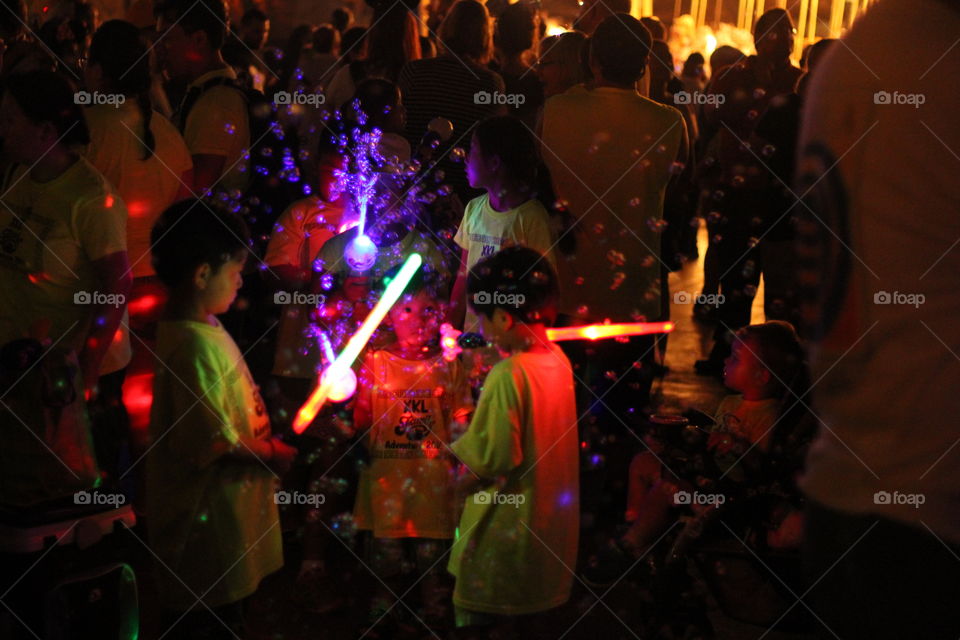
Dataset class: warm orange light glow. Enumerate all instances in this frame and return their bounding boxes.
[105,195,115,208]
[546,321,674,342]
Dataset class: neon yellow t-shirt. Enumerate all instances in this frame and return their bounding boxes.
[454,194,555,333]
[146,319,282,610]
[0,158,127,358]
[182,67,250,194]
[353,349,473,538]
[449,344,579,615]
[85,101,192,278]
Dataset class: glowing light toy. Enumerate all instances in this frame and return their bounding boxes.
[546,322,674,342]
[339,126,382,271]
[293,253,423,433]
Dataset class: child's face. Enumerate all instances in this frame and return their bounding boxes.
[723,337,768,395]
[200,255,245,316]
[465,134,496,190]
[479,308,515,351]
[388,290,442,352]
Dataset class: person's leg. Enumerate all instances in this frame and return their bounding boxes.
[415,538,453,628]
[758,237,797,323]
[804,502,960,639]
[161,600,245,640]
[88,368,130,486]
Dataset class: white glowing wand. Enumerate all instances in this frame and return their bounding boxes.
[293,252,423,433]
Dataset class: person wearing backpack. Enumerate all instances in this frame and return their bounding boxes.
[155,0,250,195]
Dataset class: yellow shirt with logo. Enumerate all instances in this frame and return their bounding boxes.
[0,158,127,357]
[182,67,250,193]
[146,319,282,610]
[353,350,473,539]
[454,194,555,333]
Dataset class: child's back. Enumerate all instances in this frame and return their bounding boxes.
[449,343,579,615]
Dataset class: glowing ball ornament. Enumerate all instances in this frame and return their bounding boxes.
[344,233,378,271]
[321,364,358,403]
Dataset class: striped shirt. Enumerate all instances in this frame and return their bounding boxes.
[398,56,506,200]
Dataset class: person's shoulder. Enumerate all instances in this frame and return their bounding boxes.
[69,157,119,199]
[82,103,117,129]
[464,193,489,216]
[157,320,229,365]
[716,393,743,413]
[516,197,548,219]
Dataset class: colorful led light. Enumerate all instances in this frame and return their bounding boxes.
[293,253,423,433]
[545,321,674,342]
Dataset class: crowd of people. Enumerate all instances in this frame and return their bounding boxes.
[0,0,957,638]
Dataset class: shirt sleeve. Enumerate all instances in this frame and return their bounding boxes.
[74,190,127,260]
[454,198,476,251]
[161,340,238,469]
[183,87,249,157]
[450,361,523,478]
[264,202,305,267]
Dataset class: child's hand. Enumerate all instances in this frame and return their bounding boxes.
[269,437,298,474]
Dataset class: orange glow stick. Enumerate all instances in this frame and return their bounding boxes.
[545,321,674,342]
[292,253,423,433]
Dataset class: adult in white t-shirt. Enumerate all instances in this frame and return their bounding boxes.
[797,0,960,635]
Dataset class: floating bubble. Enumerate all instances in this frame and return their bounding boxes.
[610,272,626,290]
[707,211,723,223]
[731,175,746,187]
[668,161,685,175]
[320,273,334,290]
[712,189,725,201]
[761,144,776,157]
[437,184,453,196]
[747,236,760,248]
[553,199,569,211]
[656,144,668,154]
[747,109,759,120]
[587,144,599,154]
[593,223,605,234]
[711,234,724,244]
[450,147,466,162]
[640,255,655,268]
[752,87,766,100]
[576,305,589,316]
[574,276,585,285]
[628,197,641,207]
[606,249,626,266]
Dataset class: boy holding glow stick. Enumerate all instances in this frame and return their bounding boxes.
[450,246,579,636]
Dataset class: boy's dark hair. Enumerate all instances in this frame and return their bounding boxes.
[467,246,558,324]
[151,199,250,287]
[590,14,651,85]
[154,0,228,50]
[2,71,90,148]
[473,115,538,191]
[341,26,367,56]
[344,77,401,129]
[313,24,339,54]
[88,20,156,159]
[332,7,353,33]
[379,261,449,301]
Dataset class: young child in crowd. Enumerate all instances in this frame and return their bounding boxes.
[146,200,297,639]
[351,267,472,633]
[587,320,810,586]
[449,246,579,636]
[450,116,555,333]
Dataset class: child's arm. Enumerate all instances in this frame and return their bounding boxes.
[351,353,376,446]
[449,363,522,483]
[225,436,298,474]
